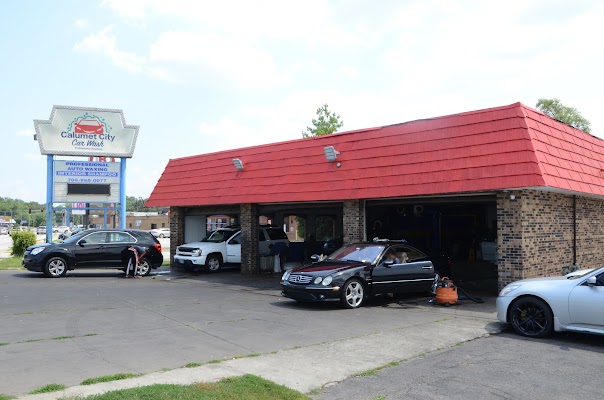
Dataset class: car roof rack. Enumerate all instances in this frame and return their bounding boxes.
[372,237,407,243]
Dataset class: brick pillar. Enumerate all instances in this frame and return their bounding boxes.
[497,192,524,289]
[343,200,365,244]
[240,203,259,275]
[169,206,185,270]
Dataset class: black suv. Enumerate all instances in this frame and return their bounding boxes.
[22,229,163,278]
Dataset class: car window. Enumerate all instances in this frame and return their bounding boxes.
[597,273,604,286]
[108,232,135,243]
[83,232,107,244]
[205,229,237,243]
[228,232,242,245]
[399,246,426,261]
[266,228,287,240]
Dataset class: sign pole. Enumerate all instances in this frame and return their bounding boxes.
[119,158,126,229]
[46,155,53,243]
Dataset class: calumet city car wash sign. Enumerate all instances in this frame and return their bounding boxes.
[34,105,138,157]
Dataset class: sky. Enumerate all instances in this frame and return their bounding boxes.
[2,0,604,203]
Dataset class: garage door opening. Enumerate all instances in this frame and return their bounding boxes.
[367,196,498,292]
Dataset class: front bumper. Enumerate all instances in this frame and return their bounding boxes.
[280,281,341,302]
[22,256,44,272]
[173,255,207,268]
[496,296,514,324]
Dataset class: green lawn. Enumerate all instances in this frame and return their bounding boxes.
[81,373,141,386]
[78,375,309,400]
[0,257,24,270]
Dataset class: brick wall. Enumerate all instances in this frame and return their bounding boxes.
[169,207,185,267]
[343,200,365,244]
[240,203,259,274]
[497,189,604,289]
[576,196,604,268]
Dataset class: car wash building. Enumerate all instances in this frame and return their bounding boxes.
[147,103,604,290]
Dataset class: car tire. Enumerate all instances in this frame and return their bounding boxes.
[159,233,164,238]
[205,254,222,272]
[509,296,554,338]
[340,278,365,309]
[43,257,68,278]
[137,258,152,276]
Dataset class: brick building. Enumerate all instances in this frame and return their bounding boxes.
[147,103,604,290]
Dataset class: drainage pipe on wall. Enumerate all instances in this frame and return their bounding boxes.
[573,195,577,266]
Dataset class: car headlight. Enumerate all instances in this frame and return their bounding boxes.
[30,247,46,256]
[282,270,291,281]
[192,249,202,256]
[499,284,522,297]
[314,276,323,284]
[322,276,333,286]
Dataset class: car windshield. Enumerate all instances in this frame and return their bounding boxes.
[203,229,237,243]
[328,244,385,264]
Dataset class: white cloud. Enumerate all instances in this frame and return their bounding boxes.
[74,26,146,73]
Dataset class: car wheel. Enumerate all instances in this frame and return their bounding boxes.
[509,297,554,338]
[159,233,164,238]
[43,257,67,278]
[340,279,365,309]
[205,254,222,272]
[137,258,152,276]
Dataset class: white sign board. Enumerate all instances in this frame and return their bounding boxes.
[34,106,138,157]
[54,161,120,184]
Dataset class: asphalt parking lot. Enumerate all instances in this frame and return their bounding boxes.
[0,267,499,397]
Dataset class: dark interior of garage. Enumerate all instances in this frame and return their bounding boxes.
[366,196,498,292]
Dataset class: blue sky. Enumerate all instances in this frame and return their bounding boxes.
[2,0,603,202]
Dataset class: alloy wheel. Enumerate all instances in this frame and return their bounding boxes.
[511,300,550,337]
[345,281,364,308]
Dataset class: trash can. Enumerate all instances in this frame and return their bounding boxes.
[259,255,274,273]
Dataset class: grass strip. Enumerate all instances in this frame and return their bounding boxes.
[77,374,309,399]
[81,373,141,386]
[28,383,66,394]
[0,257,24,270]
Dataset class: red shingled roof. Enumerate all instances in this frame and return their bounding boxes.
[147,102,604,207]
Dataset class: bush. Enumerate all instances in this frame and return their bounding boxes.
[11,231,37,257]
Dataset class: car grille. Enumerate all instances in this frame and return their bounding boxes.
[178,247,197,252]
[288,274,312,284]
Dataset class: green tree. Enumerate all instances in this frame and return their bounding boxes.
[302,104,344,138]
[536,98,591,133]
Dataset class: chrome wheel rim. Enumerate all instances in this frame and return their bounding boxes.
[48,259,66,276]
[512,302,548,336]
[208,258,220,271]
[138,260,150,276]
[345,281,364,307]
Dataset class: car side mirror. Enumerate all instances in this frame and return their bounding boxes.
[383,259,394,267]
[586,276,597,286]
[78,240,86,247]
[310,254,320,261]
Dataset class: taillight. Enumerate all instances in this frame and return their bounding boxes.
[154,243,162,252]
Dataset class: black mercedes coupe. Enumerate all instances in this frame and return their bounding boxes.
[281,240,442,308]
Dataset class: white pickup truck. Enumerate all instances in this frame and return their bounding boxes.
[174,226,289,272]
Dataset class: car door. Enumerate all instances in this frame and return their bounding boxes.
[74,231,108,267]
[258,228,270,255]
[568,271,604,328]
[226,232,242,263]
[372,246,434,294]
[105,231,137,267]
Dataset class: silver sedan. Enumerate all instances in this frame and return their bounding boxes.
[497,267,604,337]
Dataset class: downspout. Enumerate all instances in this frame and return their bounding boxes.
[573,195,577,266]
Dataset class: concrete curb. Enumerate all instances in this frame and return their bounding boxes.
[18,316,504,400]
